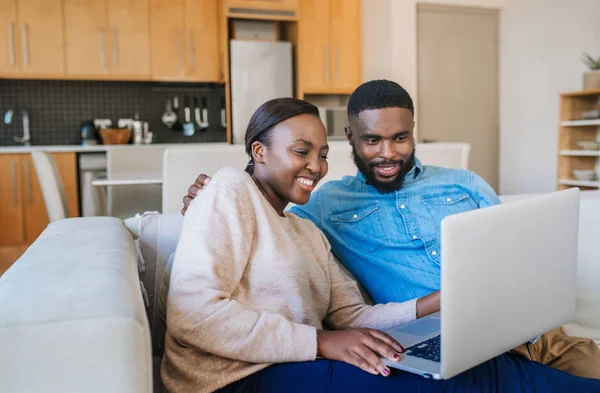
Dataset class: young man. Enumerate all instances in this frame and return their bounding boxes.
[182,80,600,379]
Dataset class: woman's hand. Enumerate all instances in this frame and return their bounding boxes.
[182,174,212,215]
[416,291,440,318]
[316,329,403,376]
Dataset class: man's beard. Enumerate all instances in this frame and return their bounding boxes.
[352,145,416,193]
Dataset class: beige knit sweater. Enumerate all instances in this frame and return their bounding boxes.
[161,166,418,393]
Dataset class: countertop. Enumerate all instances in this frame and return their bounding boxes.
[0,142,231,154]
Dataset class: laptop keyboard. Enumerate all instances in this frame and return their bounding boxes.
[404,335,441,363]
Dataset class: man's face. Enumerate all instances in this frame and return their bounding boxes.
[346,107,416,193]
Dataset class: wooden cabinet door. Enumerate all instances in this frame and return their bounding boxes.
[329,0,361,92]
[64,0,109,77]
[183,0,220,82]
[22,153,80,243]
[0,154,25,246]
[17,0,65,77]
[298,0,330,94]
[226,0,298,12]
[149,0,185,80]
[0,0,21,76]
[107,0,150,79]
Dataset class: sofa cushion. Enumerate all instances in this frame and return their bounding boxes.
[0,217,152,393]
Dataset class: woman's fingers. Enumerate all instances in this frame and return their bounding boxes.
[369,329,404,355]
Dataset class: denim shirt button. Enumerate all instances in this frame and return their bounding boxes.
[353,214,358,219]
[446,198,452,202]
[400,204,406,209]
[412,235,418,240]
[431,251,437,256]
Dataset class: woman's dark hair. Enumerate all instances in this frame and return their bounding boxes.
[244,97,320,174]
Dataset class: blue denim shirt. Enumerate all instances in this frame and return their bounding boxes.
[290,157,500,304]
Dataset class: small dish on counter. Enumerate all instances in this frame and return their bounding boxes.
[576,141,600,151]
[572,169,597,181]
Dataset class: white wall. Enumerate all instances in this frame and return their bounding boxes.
[499,0,600,194]
[362,0,600,195]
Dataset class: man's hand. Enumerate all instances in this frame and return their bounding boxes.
[181,174,212,215]
[317,328,403,376]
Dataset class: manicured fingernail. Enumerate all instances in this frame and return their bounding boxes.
[382,368,390,376]
[204,178,210,185]
[396,344,404,352]
[373,368,379,374]
[392,353,400,360]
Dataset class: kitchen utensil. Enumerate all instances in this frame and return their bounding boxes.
[162,98,177,129]
[220,96,227,129]
[183,96,195,137]
[572,169,597,181]
[80,120,98,146]
[171,95,183,131]
[576,141,600,150]
[194,97,209,129]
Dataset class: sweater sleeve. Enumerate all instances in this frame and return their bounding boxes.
[324,252,418,331]
[167,175,317,364]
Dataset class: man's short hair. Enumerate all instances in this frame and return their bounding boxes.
[347,80,414,123]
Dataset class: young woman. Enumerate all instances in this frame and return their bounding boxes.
[162,98,600,393]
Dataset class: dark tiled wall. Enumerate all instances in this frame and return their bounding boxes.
[0,79,227,146]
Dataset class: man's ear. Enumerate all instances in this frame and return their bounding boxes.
[251,141,265,164]
[344,126,353,145]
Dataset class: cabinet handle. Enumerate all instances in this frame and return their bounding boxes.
[99,27,106,68]
[112,28,118,68]
[324,44,329,84]
[177,30,183,71]
[334,44,340,82]
[22,23,29,67]
[189,30,195,69]
[10,159,18,206]
[8,22,15,66]
[25,160,32,205]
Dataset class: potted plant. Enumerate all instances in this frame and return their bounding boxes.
[581,52,600,90]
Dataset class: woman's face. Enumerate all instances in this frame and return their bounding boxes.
[257,114,329,206]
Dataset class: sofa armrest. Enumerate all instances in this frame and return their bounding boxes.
[0,217,152,393]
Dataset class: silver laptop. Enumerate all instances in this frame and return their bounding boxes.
[383,188,580,379]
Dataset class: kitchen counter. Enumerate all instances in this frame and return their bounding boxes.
[0,143,232,154]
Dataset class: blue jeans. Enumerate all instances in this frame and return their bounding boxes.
[216,353,600,393]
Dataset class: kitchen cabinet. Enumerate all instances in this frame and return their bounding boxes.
[0,153,79,272]
[149,0,221,82]
[225,0,299,20]
[299,0,361,95]
[0,154,25,247]
[0,0,65,78]
[64,0,150,79]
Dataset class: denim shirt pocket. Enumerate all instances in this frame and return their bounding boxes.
[419,191,477,228]
[329,204,388,252]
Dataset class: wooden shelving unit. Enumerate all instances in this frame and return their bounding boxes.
[557,89,600,191]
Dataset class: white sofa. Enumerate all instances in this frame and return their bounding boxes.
[0,193,598,393]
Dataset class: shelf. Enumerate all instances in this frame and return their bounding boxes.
[560,89,600,97]
[558,179,600,188]
[560,119,600,127]
[559,150,600,156]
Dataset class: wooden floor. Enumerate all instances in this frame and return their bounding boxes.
[0,245,27,277]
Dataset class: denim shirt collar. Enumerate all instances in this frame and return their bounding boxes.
[355,157,424,187]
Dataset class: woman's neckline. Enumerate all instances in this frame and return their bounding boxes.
[249,173,288,218]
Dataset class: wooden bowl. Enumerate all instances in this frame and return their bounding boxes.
[99,127,132,145]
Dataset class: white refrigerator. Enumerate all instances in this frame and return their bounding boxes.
[230,39,293,144]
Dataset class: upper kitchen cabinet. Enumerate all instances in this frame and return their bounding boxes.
[107,0,150,79]
[150,0,221,82]
[225,0,299,20]
[0,0,66,78]
[64,0,150,79]
[298,0,362,95]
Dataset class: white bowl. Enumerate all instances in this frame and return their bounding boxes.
[576,141,600,150]
[572,169,597,181]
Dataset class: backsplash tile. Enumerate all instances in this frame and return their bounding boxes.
[0,79,227,146]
